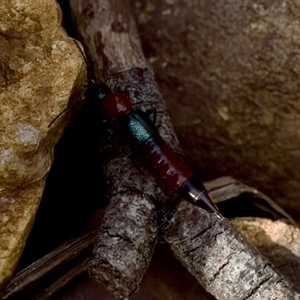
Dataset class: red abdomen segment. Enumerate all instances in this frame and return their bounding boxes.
[142,133,224,219]
[142,134,193,191]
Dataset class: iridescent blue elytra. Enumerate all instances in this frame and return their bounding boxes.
[125,111,155,144]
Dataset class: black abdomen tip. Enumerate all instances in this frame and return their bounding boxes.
[180,176,224,219]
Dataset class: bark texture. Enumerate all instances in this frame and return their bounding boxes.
[69,0,300,299]
[0,0,86,290]
[163,203,300,300]
[133,0,300,220]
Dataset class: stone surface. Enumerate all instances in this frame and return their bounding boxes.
[232,217,300,290]
[0,0,86,289]
[133,0,300,220]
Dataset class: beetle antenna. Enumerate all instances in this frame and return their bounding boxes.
[72,38,96,86]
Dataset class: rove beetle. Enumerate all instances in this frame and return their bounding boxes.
[96,83,224,220]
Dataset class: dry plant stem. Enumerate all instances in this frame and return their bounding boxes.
[207,177,296,224]
[70,0,300,299]
[32,257,90,300]
[4,231,96,299]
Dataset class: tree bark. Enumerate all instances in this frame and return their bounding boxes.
[69,0,300,299]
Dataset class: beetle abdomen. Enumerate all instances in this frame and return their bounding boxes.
[142,134,193,191]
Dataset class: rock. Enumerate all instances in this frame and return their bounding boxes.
[0,0,86,289]
[232,217,300,290]
[133,0,300,220]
